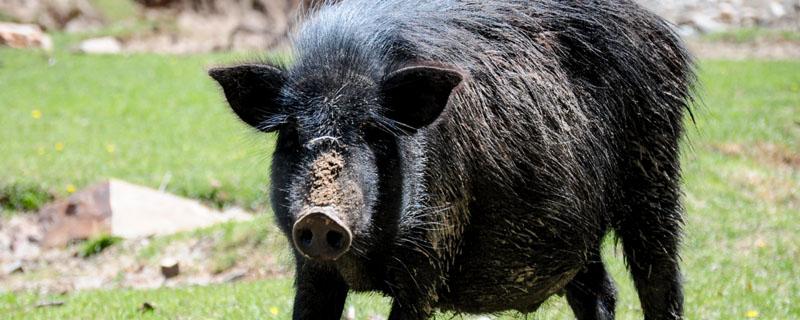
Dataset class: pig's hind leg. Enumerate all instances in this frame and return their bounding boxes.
[614,155,685,320]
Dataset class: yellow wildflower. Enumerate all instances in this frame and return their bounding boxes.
[31,109,42,119]
[269,306,279,316]
[745,310,759,318]
[105,143,116,154]
[66,184,76,194]
[55,142,64,151]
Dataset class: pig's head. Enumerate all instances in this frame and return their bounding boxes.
[210,62,462,263]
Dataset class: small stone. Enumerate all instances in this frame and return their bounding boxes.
[676,25,698,38]
[345,306,356,320]
[769,2,786,18]
[76,37,122,54]
[160,258,180,279]
[138,302,155,313]
[220,268,247,283]
[74,276,104,290]
[2,261,23,275]
[0,22,53,51]
[35,300,65,308]
[690,14,726,34]
[717,3,738,23]
[64,18,102,34]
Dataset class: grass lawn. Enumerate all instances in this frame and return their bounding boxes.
[0,45,798,319]
[0,48,275,210]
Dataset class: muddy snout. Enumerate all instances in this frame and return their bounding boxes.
[292,207,352,261]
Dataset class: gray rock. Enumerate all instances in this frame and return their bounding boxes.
[0,22,53,51]
[769,1,787,17]
[690,13,727,33]
[75,37,121,54]
[2,260,23,275]
[220,268,247,283]
[39,179,252,248]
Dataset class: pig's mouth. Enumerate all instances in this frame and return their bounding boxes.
[291,206,353,261]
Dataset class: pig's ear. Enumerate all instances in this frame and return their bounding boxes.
[209,64,286,132]
[381,65,463,132]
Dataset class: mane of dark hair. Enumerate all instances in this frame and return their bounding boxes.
[285,0,695,237]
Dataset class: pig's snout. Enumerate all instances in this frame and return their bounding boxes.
[292,207,352,261]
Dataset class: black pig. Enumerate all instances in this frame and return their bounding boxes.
[210,0,695,319]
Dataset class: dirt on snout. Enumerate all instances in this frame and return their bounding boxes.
[308,151,345,207]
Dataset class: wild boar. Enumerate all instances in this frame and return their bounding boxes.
[210,0,695,319]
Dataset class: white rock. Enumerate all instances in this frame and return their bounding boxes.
[690,13,726,34]
[76,37,121,54]
[769,2,786,17]
[39,179,253,247]
[676,25,698,38]
[0,22,52,51]
[74,275,104,290]
[346,306,356,320]
[2,260,23,275]
[717,3,738,23]
[220,268,248,283]
[108,180,252,238]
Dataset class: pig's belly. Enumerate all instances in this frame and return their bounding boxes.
[438,261,579,314]
[437,223,588,313]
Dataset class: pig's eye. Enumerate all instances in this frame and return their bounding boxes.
[359,120,381,137]
[360,120,395,145]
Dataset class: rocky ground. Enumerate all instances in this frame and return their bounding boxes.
[2,0,800,55]
[645,0,800,59]
[0,213,291,295]
[640,0,799,35]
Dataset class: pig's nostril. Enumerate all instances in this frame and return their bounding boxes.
[299,228,313,247]
[326,230,344,250]
[292,208,352,261]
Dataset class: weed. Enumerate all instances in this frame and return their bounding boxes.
[78,234,122,258]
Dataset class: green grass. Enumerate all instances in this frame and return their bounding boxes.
[1,45,798,319]
[134,214,291,275]
[0,47,274,211]
[0,279,392,319]
[77,234,123,258]
[703,27,800,44]
[0,182,54,213]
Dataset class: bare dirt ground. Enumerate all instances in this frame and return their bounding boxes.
[0,214,291,295]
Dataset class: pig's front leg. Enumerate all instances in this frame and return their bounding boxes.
[385,249,442,320]
[292,261,348,320]
[388,299,433,320]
